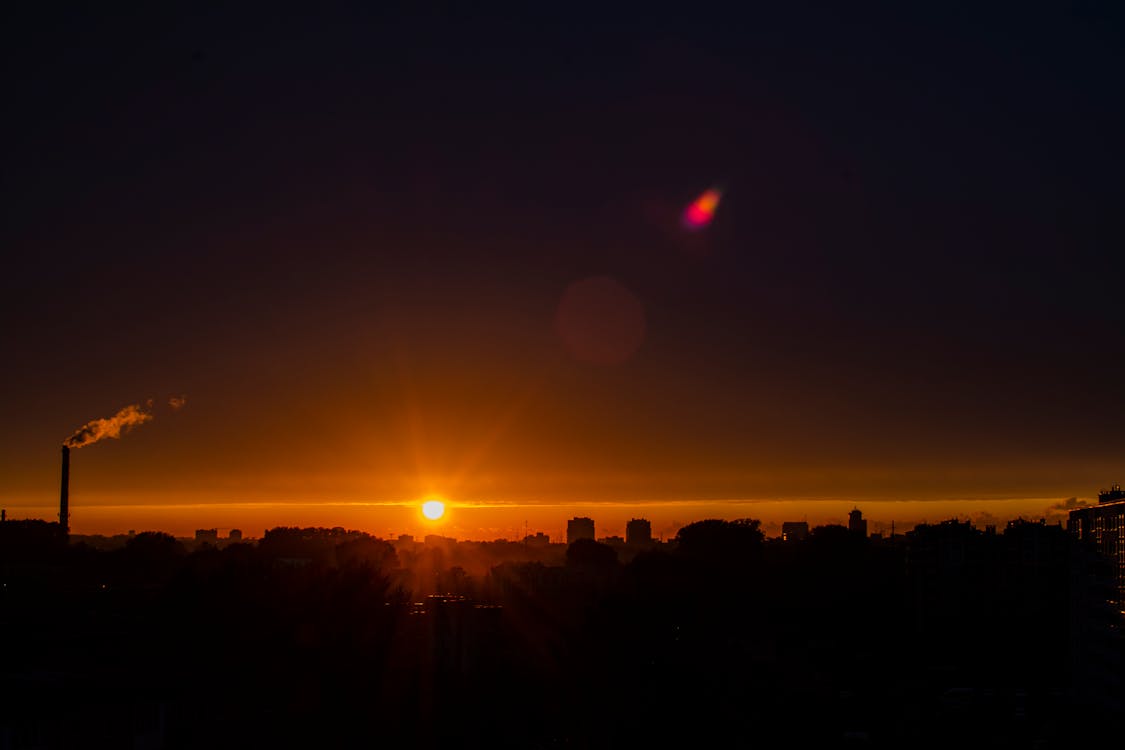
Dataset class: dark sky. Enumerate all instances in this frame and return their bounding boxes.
[3,3,1124,522]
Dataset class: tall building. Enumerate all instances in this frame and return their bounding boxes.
[567,517,595,545]
[1068,483,1125,603]
[625,518,652,546]
[195,528,218,545]
[1067,485,1125,716]
[848,508,867,537]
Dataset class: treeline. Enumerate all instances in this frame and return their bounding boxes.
[0,517,1119,748]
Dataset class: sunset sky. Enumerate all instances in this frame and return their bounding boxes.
[3,5,1124,539]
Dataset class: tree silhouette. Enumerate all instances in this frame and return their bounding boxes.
[565,538,619,570]
[336,536,398,569]
[675,518,763,569]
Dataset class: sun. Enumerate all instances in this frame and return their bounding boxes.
[422,499,446,521]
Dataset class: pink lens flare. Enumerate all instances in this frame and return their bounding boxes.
[681,187,723,230]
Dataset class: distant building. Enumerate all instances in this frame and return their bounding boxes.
[567,517,595,545]
[523,532,550,548]
[195,528,218,545]
[848,508,867,537]
[1068,483,1125,603]
[625,518,652,546]
[781,521,809,542]
[425,534,456,549]
[228,529,242,541]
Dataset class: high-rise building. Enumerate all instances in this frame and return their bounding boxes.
[567,517,595,545]
[1068,483,1125,603]
[625,518,652,546]
[195,528,219,545]
[848,508,867,537]
[1067,485,1125,716]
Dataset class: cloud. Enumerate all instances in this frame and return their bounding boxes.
[1043,497,1090,525]
[1047,497,1091,512]
[969,510,1004,529]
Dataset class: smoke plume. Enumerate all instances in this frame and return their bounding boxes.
[64,403,154,448]
[169,395,187,410]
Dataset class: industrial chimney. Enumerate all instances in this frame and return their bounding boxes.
[59,445,70,536]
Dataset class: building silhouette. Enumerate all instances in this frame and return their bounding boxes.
[1068,483,1125,603]
[625,518,652,546]
[1066,485,1125,718]
[848,508,867,537]
[194,528,218,545]
[781,521,809,541]
[567,517,595,545]
[523,532,551,548]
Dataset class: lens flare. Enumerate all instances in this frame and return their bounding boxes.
[555,276,646,365]
[682,187,722,231]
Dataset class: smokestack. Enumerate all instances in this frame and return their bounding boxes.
[60,445,69,536]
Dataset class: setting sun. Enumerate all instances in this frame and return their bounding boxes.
[422,499,446,520]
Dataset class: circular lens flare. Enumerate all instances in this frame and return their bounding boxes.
[555,276,646,365]
[422,500,446,520]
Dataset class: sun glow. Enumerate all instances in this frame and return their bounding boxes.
[422,499,446,521]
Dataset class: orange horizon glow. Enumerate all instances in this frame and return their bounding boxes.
[6,362,1120,545]
[0,494,1083,543]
